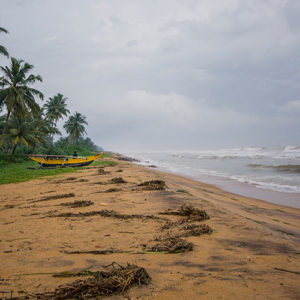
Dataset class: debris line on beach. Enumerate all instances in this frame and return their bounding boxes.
[145,237,193,253]
[180,224,212,237]
[51,209,165,220]
[98,168,110,175]
[41,263,151,299]
[160,204,209,219]
[60,200,94,208]
[110,177,127,184]
[137,180,166,190]
[30,193,75,203]
[103,188,121,193]
[62,249,125,255]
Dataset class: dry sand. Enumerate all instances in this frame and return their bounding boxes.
[0,156,299,299]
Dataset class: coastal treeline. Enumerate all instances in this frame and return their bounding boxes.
[0,26,100,161]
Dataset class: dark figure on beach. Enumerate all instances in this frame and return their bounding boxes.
[73,151,78,157]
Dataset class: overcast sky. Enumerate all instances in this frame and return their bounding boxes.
[1,0,299,151]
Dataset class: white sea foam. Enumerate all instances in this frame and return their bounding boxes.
[124,145,300,195]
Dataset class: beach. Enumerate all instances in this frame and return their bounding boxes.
[0,155,299,299]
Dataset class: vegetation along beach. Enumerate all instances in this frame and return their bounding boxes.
[1,1,300,299]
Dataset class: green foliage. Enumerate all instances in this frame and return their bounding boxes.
[37,136,102,156]
[0,158,112,185]
[44,93,69,126]
[0,27,9,57]
[2,118,45,154]
[0,57,43,146]
[64,112,88,141]
[0,160,78,184]
[0,32,103,161]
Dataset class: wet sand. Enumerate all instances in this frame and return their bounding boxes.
[0,156,299,299]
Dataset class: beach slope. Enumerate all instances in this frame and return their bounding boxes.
[0,156,299,299]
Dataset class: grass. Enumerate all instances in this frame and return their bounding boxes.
[0,154,117,185]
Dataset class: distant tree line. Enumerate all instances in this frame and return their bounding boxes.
[0,26,100,157]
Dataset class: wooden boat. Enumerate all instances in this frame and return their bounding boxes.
[28,152,104,168]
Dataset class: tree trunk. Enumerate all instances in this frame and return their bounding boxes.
[11,143,18,155]
[0,110,11,145]
[32,142,36,153]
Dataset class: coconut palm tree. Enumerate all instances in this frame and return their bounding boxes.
[0,57,43,145]
[63,112,88,142]
[30,111,61,151]
[43,93,69,144]
[44,93,69,125]
[0,27,9,57]
[2,117,45,154]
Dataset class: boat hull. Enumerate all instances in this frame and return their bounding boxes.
[28,153,103,168]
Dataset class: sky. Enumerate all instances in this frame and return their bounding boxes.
[0,0,299,151]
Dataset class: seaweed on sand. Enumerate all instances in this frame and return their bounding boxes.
[36,263,151,299]
[145,237,193,253]
[104,188,121,193]
[137,180,166,190]
[160,204,209,219]
[60,200,94,208]
[62,249,125,255]
[180,224,212,237]
[51,209,165,221]
[30,193,75,203]
[110,177,127,184]
[98,168,110,175]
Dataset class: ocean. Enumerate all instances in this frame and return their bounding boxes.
[123,146,300,208]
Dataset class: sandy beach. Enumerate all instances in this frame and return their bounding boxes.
[0,155,299,299]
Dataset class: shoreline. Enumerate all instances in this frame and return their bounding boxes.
[144,165,300,209]
[0,156,299,299]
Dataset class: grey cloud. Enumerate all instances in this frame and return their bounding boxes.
[0,0,299,150]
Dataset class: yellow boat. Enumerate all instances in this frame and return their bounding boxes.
[28,152,104,168]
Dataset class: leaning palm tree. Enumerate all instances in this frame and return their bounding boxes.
[0,57,43,145]
[0,27,9,57]
[2,117,45,154]
[63,112,88,142]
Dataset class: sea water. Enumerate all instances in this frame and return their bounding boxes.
[124,146,300,208]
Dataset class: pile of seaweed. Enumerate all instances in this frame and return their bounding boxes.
[60,200,94,208]
[160,204,209,219]
[161,204,210,230]
[144,237,193,253]
[98,168,110,175]
[36,263,151,299]
[110,177,127,184]
[137,180,166,191]
[180,224,212,237]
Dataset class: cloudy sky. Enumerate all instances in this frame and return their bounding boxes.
[1,0,299,151]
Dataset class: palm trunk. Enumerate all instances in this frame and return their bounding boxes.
[0,110,11,146]
[32,142,36,153]
[11,143,18,154]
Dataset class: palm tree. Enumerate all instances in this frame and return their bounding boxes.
[44,93,69,144]
[30,111,61,151]
[63,112,88,142]
[2,117,45,154]
[44,93,69,125]
[0,27,9,57]
[0,57,43,145]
